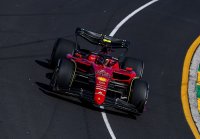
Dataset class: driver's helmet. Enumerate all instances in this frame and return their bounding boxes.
[96,56,105,65]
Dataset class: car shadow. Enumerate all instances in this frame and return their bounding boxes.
[35,82,137,119]
[46,73,53,80]
[35,59,52,69]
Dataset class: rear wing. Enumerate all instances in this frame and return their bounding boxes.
[75,27,130,49]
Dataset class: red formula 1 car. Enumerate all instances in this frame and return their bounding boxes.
[50,28,149,115]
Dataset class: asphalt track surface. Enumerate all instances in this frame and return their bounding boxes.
[0,0,200,138]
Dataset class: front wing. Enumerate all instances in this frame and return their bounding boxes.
[51,87,141,115]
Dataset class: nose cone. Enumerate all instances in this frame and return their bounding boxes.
[94,92,105,105]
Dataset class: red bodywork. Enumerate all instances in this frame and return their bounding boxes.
[67,53,136,105]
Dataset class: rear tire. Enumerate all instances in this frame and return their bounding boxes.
[50,38,76,68]
[51,58,76,91]
[128,79,149,113]
[121,57,144,78]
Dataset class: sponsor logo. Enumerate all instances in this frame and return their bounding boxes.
[97,77,107,82]
[95,91,105,96]
[96,70,110,78]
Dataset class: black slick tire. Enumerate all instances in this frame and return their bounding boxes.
[51,58,76,90]
[128,79,149,113]
[121,57,144,78]
[50,38,76,68]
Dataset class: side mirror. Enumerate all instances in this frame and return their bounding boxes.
[67,54,73,59]
[125,67,132,71]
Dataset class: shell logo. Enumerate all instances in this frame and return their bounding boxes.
[97,77,107,82]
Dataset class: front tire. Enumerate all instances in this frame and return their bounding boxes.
[51,58,76,91]
[128,79,149,113]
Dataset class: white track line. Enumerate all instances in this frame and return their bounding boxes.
[100,0,159,139]
[109,0,159,37]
